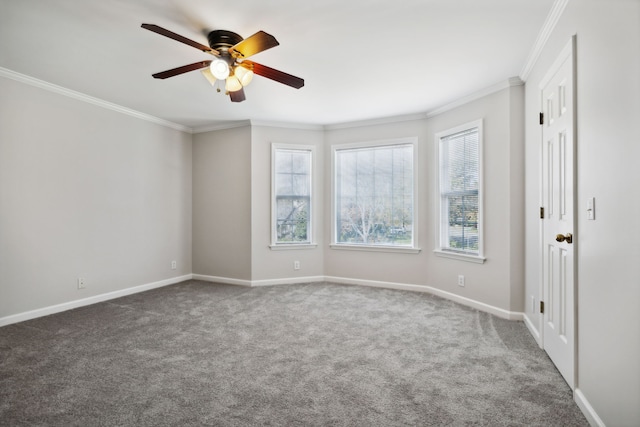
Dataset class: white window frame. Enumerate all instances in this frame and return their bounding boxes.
[270,143,317,250]
[434,120,485,264]
[331,137,420,254]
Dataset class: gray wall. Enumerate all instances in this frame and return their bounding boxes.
[324,86,525,313]
[0,76,192,319]
[192,126,252,280]
[191,86,525,316]
[523,0,640,424]
[250,125,325,282]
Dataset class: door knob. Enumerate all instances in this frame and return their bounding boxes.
[555,233,573,244]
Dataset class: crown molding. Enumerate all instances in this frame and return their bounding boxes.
[425,78,512,119]
[0,67,192,133]
[519,0,570,81]
[193,120,323,135]
[322,76,520,130]
[250,120,324,131]
[192,120,252,134]
[509,76,524,86]
[323,112,428,131]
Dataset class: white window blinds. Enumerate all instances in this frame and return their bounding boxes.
[439,126,480,254]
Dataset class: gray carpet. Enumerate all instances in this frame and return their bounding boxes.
[0,280,588,426]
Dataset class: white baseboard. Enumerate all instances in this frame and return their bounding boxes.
[1,273,525,327]
[251,276,325,287]
[195,274,523,320]
[575,388,606,427]
[523,313,543,348]
[0,274,193,327]
[192,274,252,287]
[192,274,325,287]
[325,276,524,321]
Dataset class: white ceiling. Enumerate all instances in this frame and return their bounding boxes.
[0,0,555,130]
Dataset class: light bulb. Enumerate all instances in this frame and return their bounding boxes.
[234,66,254,87]
[210,59,230,80]
[225,75,242,92]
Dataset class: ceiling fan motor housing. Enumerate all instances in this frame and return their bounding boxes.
[207,30,243,56]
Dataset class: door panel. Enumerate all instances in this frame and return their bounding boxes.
[541,37,576,390]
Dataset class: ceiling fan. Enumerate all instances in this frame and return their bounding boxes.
[141,23,304,102]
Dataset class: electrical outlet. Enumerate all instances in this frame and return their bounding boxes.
[458,275,465,287]
[77,277,86,289]
[294,261,300,270]
[171,260,177,270]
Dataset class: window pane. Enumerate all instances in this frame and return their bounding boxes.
[276,173,292,194]
[335,143,413,246]
[276,197,309,242]
[446,194,479,252]
[292,174,309,196]
[274,148,311,244]
[440,125,481,255]
[275,152,292,173]
[291,153,308,173]
[444,129,479,193]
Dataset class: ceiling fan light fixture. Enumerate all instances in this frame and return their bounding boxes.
[210,59,230,80]
[234,65,254,87]
[225,75,242,92]
[201,68,217,86]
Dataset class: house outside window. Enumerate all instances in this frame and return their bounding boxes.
[271,144,314,247]
[435,120,484,263]
[332,138,418,252]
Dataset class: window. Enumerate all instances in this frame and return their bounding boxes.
[271,144,314,247]
[436,121,484,262]
[333,138,418,252]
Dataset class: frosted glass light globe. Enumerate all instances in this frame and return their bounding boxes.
[225,75,242,92]
[234,66,254,86]
[210,59,230,80]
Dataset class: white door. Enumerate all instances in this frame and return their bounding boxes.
[540,37,576,390]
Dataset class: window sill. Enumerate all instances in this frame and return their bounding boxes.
[433,249,486,264]
[270,243,318,251]
[331,244,421,254]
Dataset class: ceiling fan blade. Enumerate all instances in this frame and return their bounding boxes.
[230,31,279,58]
[229,88,246,103]
[241,61,304,89]
[141,24,219,55]
[152,61,212,79]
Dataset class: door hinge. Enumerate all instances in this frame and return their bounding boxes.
[539,112,544,125]
[540,207,545,219]
[540,301,545,314]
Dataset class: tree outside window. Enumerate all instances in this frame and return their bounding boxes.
[438,123,482,255]
[334,142,415,247]
[273,147,312,245]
